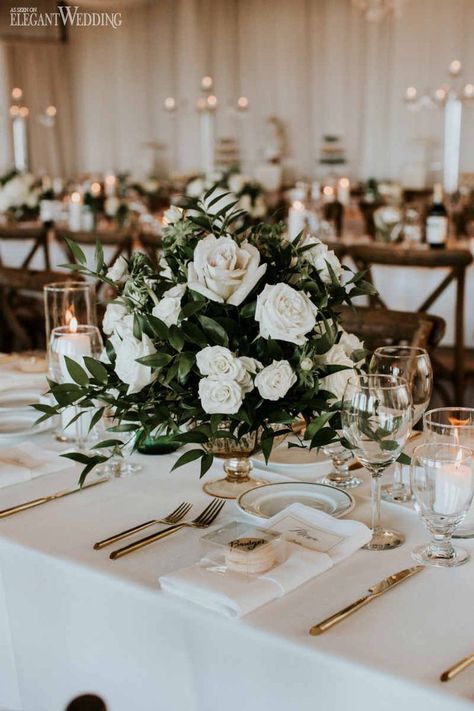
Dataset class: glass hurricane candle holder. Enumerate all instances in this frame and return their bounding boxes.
[411,442,474,567]
[48,322,103,448]
[423,407,474,538]
[44,281,96,343]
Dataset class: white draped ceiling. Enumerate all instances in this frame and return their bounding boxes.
[1,0,474,181]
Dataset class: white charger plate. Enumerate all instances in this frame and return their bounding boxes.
[0,386,44,411]
[0,410,51,439]
[237,482,355,520]
[251,438,331,480]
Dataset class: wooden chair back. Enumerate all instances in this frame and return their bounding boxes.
[0,267,81,352]
[337,305,445,353]
[347,243,473,403]
[0,224,50,269]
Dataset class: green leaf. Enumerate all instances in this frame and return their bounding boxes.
[147,315,169,340]
[178,352,194,380]
[136,352,173,368]
[83,356,108,384]
[179,301,205,320]
[93,439,125,449]
[381,439,400,451]
[32,403,58,415]
[171,448,205,471]
[133,315,142,340]
[169,325,185,352]
[310,427,337,448]
[88,407,105,433]
[181,322,208,348]
[200,453,214,478]
[95,240,104,273]
[198,315,229,347]
[64,356,89,386]
[397,452,411,465]
[175,430,209,444]
[63,237,86,265]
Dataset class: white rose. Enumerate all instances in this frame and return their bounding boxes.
[163,205,183,225]
[186,178,205,198]
[103,301,128,335]
[199,376,243,415]
[338,328,364,360]
[319,344,355,401]
[188,234,267,306]
[301,237,344,284]
[300,357,313,372]
[228,173,247,194]
[255,283,317,346]
[239,356,263,374]
[106,255,128,282]
[255,360,297,401]
[114,332,157,395]
[152,284,186,327]
[196,346,245,381]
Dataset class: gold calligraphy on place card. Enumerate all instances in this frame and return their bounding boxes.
[272,512,344,552]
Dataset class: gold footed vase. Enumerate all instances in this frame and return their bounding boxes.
[202,427,272,500]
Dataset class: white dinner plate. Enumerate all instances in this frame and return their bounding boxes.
[0,410,51,439]
[237,482,355,520]
[0,386,44,411]
[251,437,331,480]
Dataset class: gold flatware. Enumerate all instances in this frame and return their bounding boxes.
[0,478,108,519]
[440,654,474,682]
[93,501,193,549]
[309,565,424,636]
[110,498,225,560]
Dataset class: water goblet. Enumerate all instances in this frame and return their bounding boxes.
[320,434,362,489]
[369,346,432,502]
[411,442,474,567]
[423,407,474,538]
[341,374,412,550]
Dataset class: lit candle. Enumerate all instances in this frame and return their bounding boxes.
[322,185,335,203]
[434,462,473,515]
[104,174,117,197]
[288,200,307,242]
[56,318,93,438]
[337,177,350,206]
[68,192,82,232]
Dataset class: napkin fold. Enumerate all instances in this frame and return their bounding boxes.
[159,504,371,618]
[0,446,72,488]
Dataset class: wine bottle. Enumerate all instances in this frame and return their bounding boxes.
[426,184,448,249]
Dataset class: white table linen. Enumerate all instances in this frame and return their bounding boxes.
[0,430,474,711]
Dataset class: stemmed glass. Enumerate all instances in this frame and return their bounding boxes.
[320,436,362,489]
[95,410,142,479]
[423,407,474,538]
[369,347,433,502]
[341,375,412,550]
[411,442,474,567]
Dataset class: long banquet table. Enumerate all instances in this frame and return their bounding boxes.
[1,370,474,710]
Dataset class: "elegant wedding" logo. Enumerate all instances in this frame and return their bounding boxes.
[10,5,123,30]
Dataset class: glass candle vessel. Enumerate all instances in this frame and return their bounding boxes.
[341,375,412,551]
[369,346,433,503]
[44,281,97,343]
[423,407,474,538]
[48,323,103,448]
[411,442,474,567]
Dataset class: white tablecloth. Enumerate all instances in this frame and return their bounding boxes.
[1,375,474,711]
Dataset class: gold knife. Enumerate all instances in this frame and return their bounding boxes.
[440,654,474,682]
[309,565,424,636]
[0,478,108,519]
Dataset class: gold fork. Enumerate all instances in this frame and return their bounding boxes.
[93,501,193,550]
[110,499,225,560]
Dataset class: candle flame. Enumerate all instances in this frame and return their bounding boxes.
[70,317,78,333]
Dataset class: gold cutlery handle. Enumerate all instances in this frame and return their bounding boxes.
[309,595,374,636]
[110,523,186,560]
[441,654,474,682]
[94,519,158,549]
[0,496,50,518]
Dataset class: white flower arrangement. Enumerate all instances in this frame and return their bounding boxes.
[42,189,374,481]
[0,170,40,217]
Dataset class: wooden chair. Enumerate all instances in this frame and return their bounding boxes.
[0,224,50,269]
[0,267,80,352]
[347,243,473,404]
[337,305,446,353]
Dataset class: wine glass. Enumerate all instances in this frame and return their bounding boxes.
[411,442,474,567]
[341,375,412,550]
[369,346,432,502]
[320,435,362,489]
[423,407,474,538]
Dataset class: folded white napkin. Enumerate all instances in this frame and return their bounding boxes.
[0,446,72,488]
[160,503,371,618]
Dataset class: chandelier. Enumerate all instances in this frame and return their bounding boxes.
[351,0,408,22]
